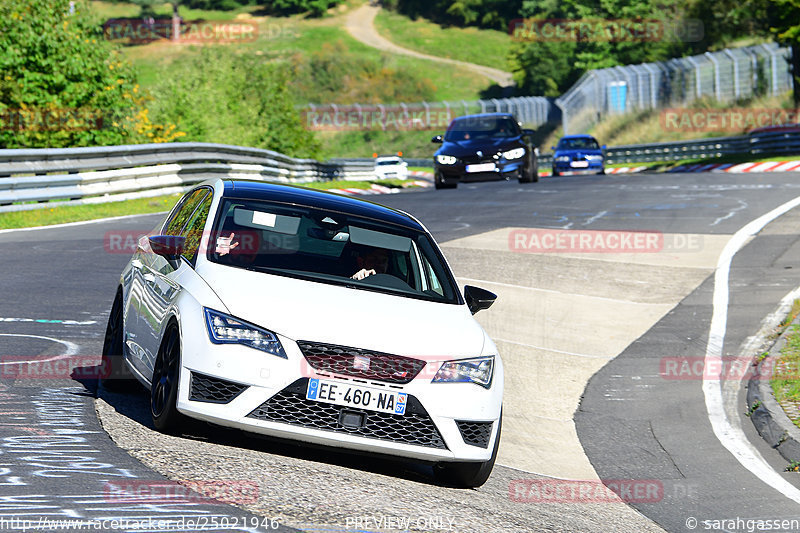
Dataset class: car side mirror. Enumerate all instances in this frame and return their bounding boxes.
[464,285,497,315]
[431,135,443,143]
[551,146,556,151]
[601,144,607,149]
[149,235,185,269]
[522,129,535,136]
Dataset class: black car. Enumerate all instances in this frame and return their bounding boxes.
[431,113,538,189]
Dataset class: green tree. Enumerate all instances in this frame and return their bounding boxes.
[0,0,178,148]
[509,0,684,95]
[764,0,800,106]
[391,0,522,30]
[148,47,320,158]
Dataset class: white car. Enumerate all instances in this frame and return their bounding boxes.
[102,178,503,487]
[374,156,409,180]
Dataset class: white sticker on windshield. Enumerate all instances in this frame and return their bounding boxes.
[252,211,276,227]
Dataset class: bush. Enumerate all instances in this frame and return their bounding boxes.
[0,0,181,148]
[290,40,437,104]
[148,47,320,158]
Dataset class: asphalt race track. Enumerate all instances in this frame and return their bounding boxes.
[3,170,800,532]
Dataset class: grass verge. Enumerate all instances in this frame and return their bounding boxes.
[373,10,512,71]
[771,327,800,428]
[0,179,420,230]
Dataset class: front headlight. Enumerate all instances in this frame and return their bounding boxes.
[502,147,525,160]
[204,308,287,359]
[555,156,571,162]
[432,356,494,388]
[436,154,458,165]
[586,154,604,161]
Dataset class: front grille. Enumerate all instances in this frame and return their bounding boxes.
[456,420,493,448]
[297,341,425,384]
[189,372,248,404]
[460,154,499,165]
[247,379,447,449]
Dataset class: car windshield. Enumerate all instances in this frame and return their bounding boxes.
[208,198,461,304]
[376,159,401,166]
[444,116,519,141]
[557,138,600,150]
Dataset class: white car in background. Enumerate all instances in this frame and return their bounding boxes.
[102,178,503,488]
[374,155,409,180]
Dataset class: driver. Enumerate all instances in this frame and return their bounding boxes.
[351,247,389,280]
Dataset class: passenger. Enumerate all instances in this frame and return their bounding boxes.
[351,247,389,280]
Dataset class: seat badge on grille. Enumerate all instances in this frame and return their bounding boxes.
[353,354,370,371]
[476,150,483,157]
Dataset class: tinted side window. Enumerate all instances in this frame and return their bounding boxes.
[181,193,213,265]
[164,189,209,236]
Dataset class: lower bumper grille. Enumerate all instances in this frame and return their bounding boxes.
[456,420,493,448]
[189,372,248,404]
[247,379,447,449]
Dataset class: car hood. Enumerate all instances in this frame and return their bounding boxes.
[197,261,487,360]
[438,137,522,156]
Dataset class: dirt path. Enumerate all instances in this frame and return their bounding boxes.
[345,4,514,87]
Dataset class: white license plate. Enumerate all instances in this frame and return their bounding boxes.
[466,162,496,173]
[306,378,407,415]
[570,161,589,168]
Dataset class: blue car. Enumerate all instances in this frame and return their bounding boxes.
[551,134,605,176]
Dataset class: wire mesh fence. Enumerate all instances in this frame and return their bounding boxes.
[301,43,792,137]
[300,97,557,132]
[556,43,793,134]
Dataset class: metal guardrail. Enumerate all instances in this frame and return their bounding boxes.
[373,127,800,168]
[2,127,799,212]
[0,143,375,213]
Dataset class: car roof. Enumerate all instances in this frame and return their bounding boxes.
[221,179,424,231]
[560,134,597,140]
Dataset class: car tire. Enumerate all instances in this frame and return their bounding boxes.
[551,168,559,177]
[434,173,457,189]
[433,415,501,488]
[597,168,605,175]
[100,289,135,391]
[518,164,538,183]
[151,323,186,433]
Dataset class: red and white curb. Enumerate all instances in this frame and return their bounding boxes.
[541,166,648,177]
[409,171,433,178]
[669,160,800,173]
[606,166,649,174]
[327,181,432,196]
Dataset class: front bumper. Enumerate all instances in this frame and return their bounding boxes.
[553,159,604,173]
[434,159,524,183]
[176,326,503,463]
